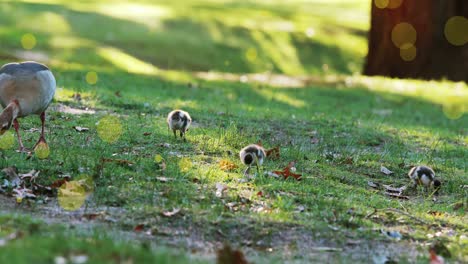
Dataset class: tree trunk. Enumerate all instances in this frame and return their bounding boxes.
[363,0,468,82]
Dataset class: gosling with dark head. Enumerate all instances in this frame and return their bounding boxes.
[239,144,266,175]
[408,165,441,192]
[167,110,191,141]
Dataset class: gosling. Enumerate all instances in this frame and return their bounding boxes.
[167,109,191,142]
[239,144,266,175]
[408,165,441,192]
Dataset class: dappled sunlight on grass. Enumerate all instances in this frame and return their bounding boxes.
[255,88,306,108]
[97,46,159,75]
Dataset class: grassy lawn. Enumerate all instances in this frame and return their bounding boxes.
[1,0,467,263]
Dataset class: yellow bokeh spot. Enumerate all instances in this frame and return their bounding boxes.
[400,44,417,61]
[374,0,389,9]
[21,33,36,50]
[443,103,465,120]
[444,16,468,46]
[86,71,98,85]
[179,157,192,173]
[391,23,417,48]
[96,115,123,143]
[0,130,15,150]
[58,181,87,211]
[34,142,50,159]
[245,48,257,62]
[154,154,163,163]
[76,174,94,194]
[375,0,402,9]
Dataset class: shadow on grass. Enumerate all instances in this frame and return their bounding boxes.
[1,1,365,75]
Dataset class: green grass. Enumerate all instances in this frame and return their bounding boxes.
[1,0,467,263]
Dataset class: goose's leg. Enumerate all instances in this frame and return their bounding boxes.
[13,119,27,152]
[33,112,47,148]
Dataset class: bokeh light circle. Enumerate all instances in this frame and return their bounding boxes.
[375,0,402,9]
[21,33,36,50]
[0,131,15,150]
[96,115,123,143]
[443,103,465,120]
[391,23,417,48]
[58,181,87,211]
[154,154,164,163]
[399,44,417,61]
[374,0,389,9]
[179,157,193,173]
[34,142,50,159]
[444,16,468,46]
[85,71,98,85]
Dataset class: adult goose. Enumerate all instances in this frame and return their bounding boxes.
[0,61,56,152]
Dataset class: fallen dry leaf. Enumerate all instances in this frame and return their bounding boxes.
[161,208,181,217]
[134,224,145,232]
[215,183,228,198]
[427,210,443,217]
[380,165,393,175]
[73,126,89,132]
[382,184,407,193]
[156,177,173,183]
[367,181,380,189]
[273,161,302,180]
[219,160,238,171]
[265,146,280,159]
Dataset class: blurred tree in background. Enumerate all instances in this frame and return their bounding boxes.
[364,0,468,82]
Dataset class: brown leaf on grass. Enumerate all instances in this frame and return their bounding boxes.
[82,213,103,221]
[427,210,443,217]
[219,160,238,171]
[134,224,145,232]
[50,179,68,189]
[256,140,263,147]
[265,146,280,159]
[143,132,151,136]
[161,208,181,217]
[216,244,249,264]
[73,126,89,132]
[273,161,302,180]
